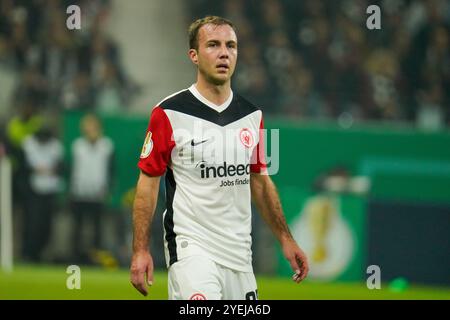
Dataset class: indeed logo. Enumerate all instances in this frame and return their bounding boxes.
[197,161,250,179]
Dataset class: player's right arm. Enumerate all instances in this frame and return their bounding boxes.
[130,172,160,296]
[130,106,175,296]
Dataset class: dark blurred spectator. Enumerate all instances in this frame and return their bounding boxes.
[416,81,446,131]
[0,34,17,116]
[9,5,30,69]
[280,67,329,119]
[363,48,403,120]
[5,98,43,205]
[88,33,121,85]
[35,26,75,108]
[13,67,48,107]
[21,126,64,262]
[235,43,277,113]
[95,60,125,114]
[62,71,95,110]
[69,114,114,264]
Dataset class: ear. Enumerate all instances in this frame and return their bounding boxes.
[188,49,198,65]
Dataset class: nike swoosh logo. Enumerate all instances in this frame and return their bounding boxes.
[191,139,209,146]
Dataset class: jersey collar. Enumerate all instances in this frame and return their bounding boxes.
[188,84,233,113]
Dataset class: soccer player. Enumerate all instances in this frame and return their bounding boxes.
[130,16,308,300]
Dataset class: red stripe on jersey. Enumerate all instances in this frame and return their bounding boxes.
[138,106,175,176]
[250,116,267,173]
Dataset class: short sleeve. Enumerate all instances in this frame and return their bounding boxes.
[250,115,268,174]
[138,107,175,176]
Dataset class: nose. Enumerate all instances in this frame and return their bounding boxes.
[219,44,229,59]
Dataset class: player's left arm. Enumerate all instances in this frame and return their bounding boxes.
[250,173,309,283]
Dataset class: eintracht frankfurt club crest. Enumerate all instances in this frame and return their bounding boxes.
[189,293,206,300]
[240,128,254,148]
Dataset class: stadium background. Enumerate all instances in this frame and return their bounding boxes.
[0,0,449,299]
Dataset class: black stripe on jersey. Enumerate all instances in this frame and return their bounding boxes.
[164,168,177,265]
[159,90,260,126]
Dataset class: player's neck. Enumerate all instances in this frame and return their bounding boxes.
[195,78,231,106]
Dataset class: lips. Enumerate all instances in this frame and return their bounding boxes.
[216,64,229,70]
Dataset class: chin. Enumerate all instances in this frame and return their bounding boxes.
[210,74,230,86]
[200,68,232,85]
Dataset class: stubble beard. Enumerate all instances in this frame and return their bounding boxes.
[199,67,232,86]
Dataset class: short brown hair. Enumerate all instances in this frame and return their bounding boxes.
[188,16,236,50]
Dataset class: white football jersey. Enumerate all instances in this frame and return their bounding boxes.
[138,85,266,272]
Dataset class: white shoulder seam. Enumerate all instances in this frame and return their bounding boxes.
[155,89,188,107]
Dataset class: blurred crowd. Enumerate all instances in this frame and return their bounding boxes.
[0,0,134,265]
[0,0,448,129]
[190,0,450,128]
[0,0,136,119]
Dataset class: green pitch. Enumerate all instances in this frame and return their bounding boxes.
[1,265,449,300]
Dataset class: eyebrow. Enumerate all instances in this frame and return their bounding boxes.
[206,40,238,45]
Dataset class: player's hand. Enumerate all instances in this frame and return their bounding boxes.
[281,238,309,283]
[130,251,154,296]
